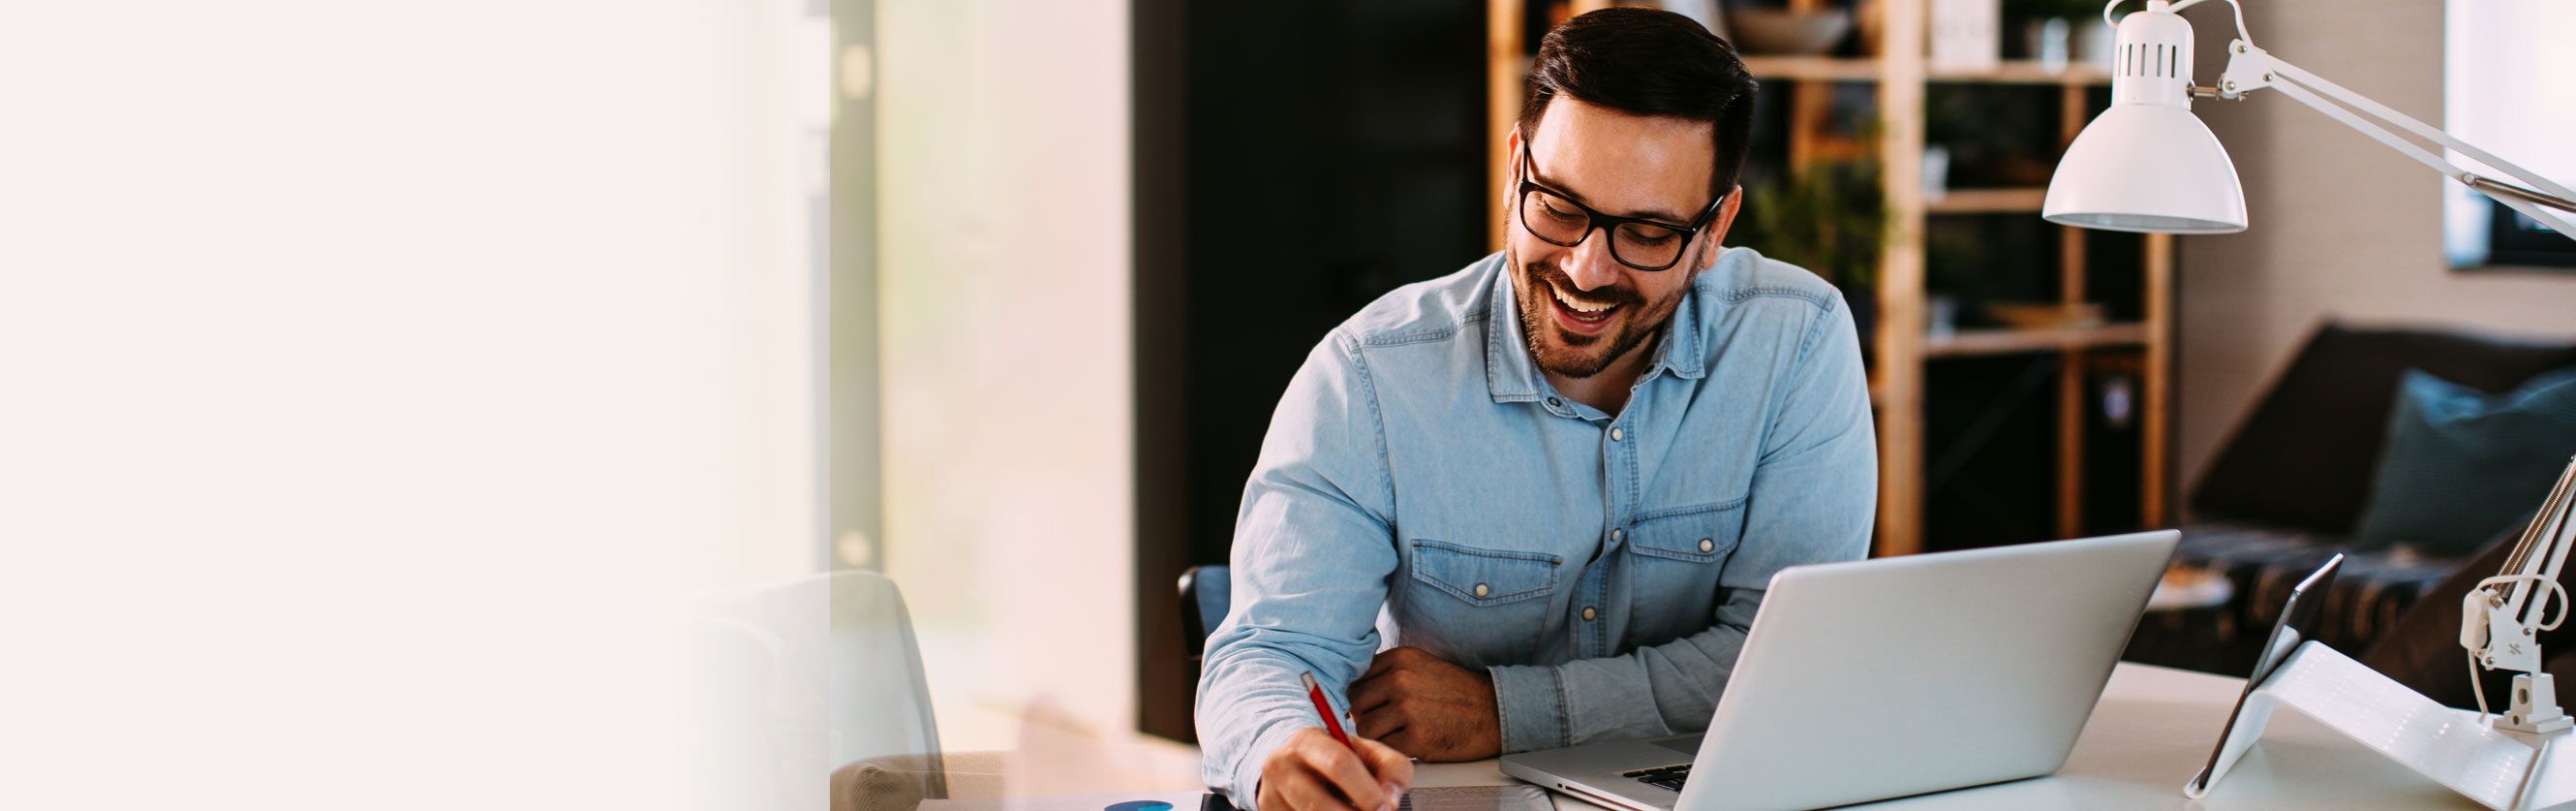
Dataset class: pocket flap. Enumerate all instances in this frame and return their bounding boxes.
[1410,540,1559,606]
[1629,500,1745,562]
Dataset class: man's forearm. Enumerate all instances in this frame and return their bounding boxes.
[1199,643,1363,806]
[1484,615,1750,753]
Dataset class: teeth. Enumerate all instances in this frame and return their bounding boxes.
[1551,282,1615,314]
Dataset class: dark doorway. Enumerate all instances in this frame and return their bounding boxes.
[1133,0,1491,742]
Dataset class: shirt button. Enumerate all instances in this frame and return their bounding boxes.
[1610,427,1624,442]
[1546,396,1562,408]
[1473,583,1489,598]
[1699,539,1715,552]
[1610,528,1625,541]
[1582,607,1598,621]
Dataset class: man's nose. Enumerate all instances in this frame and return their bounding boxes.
[1564,228,1625,292]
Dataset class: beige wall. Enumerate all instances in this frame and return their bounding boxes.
[2174,0,2576,505]
[876,0,1137,751]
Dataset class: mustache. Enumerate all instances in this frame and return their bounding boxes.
[1523,263,1644,308]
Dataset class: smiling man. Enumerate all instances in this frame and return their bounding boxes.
[1195,9,1876,811]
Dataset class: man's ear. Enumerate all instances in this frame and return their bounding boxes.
[1691,185,1744,270]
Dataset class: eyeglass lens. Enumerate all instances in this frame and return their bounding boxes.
[1519,188,1689,269]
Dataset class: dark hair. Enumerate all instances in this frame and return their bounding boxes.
[1517,8,1759,201]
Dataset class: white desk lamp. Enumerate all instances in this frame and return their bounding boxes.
[2045,0,2576,729]
[2040,0,2576,238]
[2043,2,2576,804]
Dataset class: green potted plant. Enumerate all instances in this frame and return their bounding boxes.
[1731,157,1887,347]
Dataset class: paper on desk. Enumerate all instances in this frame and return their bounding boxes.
[1396,785,1550,811]
[922,791,1207,811]
[919,785,1550,811]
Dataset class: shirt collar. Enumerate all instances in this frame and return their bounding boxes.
[1485,261,1546,403]
[1650,282,1706,381]
[1483,256,1707,406]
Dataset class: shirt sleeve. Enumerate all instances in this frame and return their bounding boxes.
[1196,331,1402,809]
[1487,292,1878,752]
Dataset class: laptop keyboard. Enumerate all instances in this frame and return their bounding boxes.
[1622,764,1690,792]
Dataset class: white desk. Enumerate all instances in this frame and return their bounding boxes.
[1399,662,2483,810]
[921,662,2492,810]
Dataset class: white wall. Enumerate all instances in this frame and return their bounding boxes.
[2175,0,2576,499]
[680,0,833,588]
[2,2,826,807]
[876,0,1137,750]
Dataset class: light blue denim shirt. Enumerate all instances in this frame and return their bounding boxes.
[1194,247,1875,808]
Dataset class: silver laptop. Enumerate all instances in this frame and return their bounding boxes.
[1498,530,2178,811]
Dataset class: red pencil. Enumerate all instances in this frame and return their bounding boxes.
[1301,671,1354,748]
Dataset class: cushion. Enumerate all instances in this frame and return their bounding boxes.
[2123,521,2474,676]
[2192,322,2576,534]
[2352,368,2576,554]
[2179,521,2465,646]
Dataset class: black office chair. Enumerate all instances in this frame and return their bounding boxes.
[1179,564,1231,660]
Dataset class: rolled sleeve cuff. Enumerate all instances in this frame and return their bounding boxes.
[1487,663,1568,754]
[1224,722,1310,811]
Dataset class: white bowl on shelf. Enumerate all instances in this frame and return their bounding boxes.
[1723,8,1852,55]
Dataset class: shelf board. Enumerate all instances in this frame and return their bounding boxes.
[1739,55,1881,82]
[1920,323,2148,359]
[1739,57,2109,86]
[1929,60,2111,85]
[1926,187,2048,214]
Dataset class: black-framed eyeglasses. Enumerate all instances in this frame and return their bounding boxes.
[1515,140,1727,271]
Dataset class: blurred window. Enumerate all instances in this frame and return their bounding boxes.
[2443,0,2576,268]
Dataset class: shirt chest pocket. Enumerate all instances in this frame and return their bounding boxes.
[1398,540,1561,666]
[1621,501,1745,642]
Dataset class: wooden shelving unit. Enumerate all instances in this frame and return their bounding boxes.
[1921,323,2148,358]
[1486,0,2175,556]
[1925,187,2048,213]
[1740,54,2113,86]
[1738,54,1884,82]
[1931,62,2115,84]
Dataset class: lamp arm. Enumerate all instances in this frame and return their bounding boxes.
[2216,43,2576,237]
[2532,501,2576,621]
[2500,467,2576,624]
[2469,457,2576,678]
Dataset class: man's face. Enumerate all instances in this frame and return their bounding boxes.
[1508,97,1737,380]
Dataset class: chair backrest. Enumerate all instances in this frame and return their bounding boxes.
[831,571,945,793]
[1179,564,1231,660]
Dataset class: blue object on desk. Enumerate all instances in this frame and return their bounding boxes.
[1104,801,1172,811]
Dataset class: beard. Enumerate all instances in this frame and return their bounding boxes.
[1509,245,1687,380]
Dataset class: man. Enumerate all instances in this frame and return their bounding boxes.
[1195,9,1876,811]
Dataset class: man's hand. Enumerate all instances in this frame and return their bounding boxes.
[1257,727,1413,811]
[1348,646,1501,762]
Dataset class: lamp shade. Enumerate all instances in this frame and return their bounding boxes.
[2040,0,2248,234]
[2042,104,2248,234]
